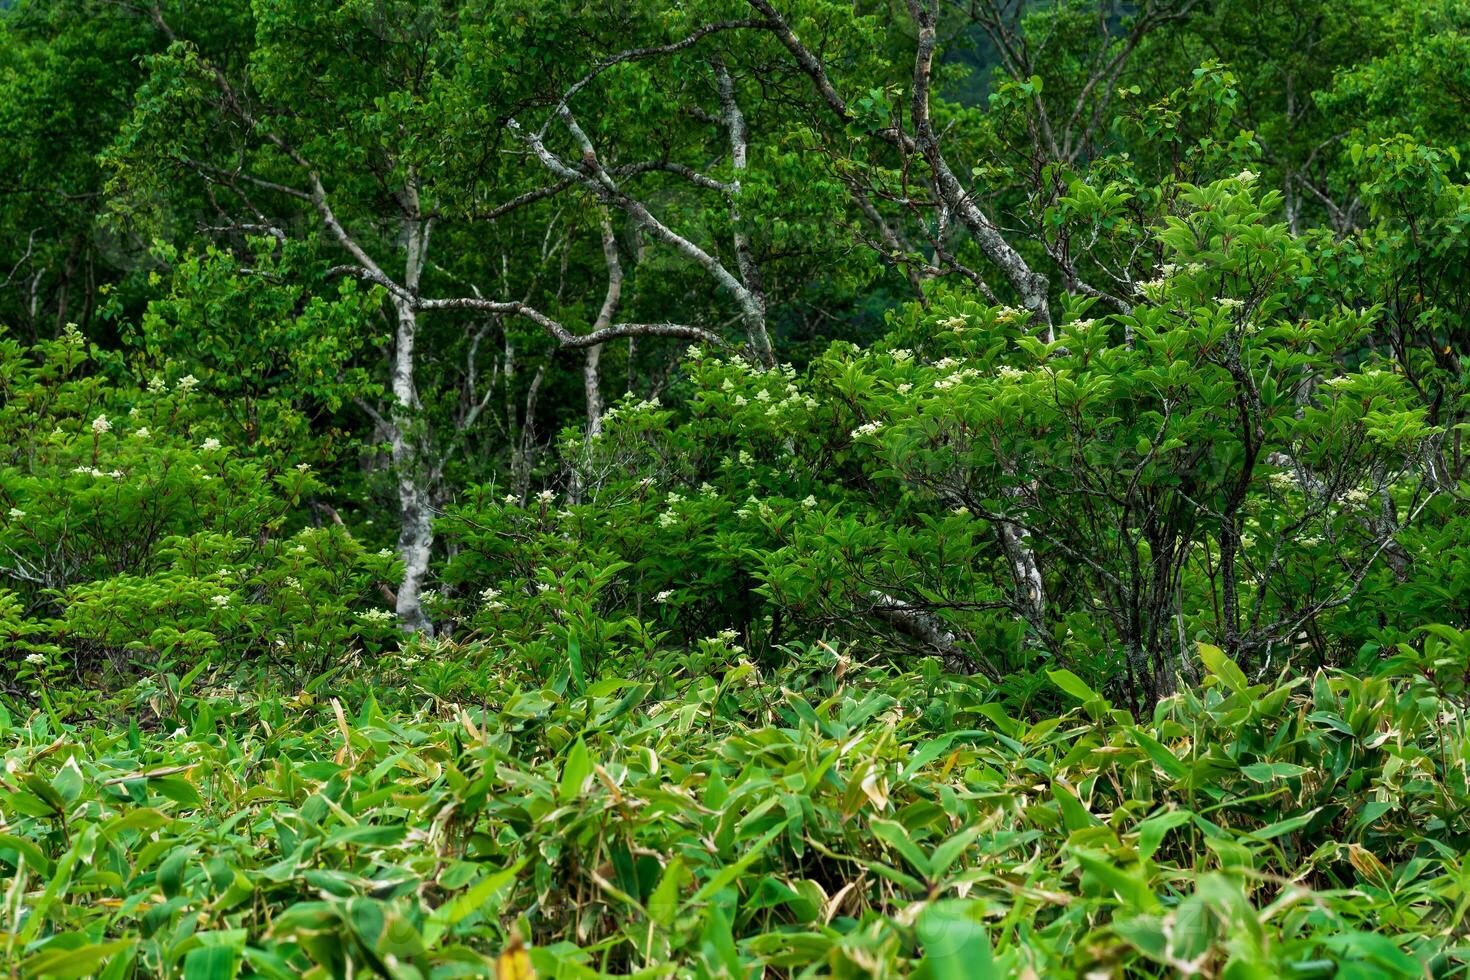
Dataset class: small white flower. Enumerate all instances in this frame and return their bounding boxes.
[997,366,1026,381]
[896,383,912,394]
[738,449,754,466]
[147,375,167,393]
[359,608,396,623]
[686,345,704,360]
[176,375,199,393]
[24,653,44,665]
[91,414,112,435]
[657,512,678,528]
[296,463,310,472]
[1216,297,1244,311]
[536,489,556,504]
[655,589,675,603]
[7,508,24,519]
[504,494,519,505]
[850,420,884,439]
[210,594,231,607]
[200,438,222,452]
[734,395,748,407]
[801,495,818,509]
[1299,535,1322,547]
[1235,169,1259,183]
[133,427,150,439]
[377,548,394,558]
[535,582,551,593]
[480,587,502,602]
[1343,488,1371,506]
[939,316,968,330]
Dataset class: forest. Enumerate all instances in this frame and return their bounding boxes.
[1,0,1469,975]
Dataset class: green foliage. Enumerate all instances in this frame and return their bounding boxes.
[3,1,1470,974]
[3,639,1469,976]
[0,329,394,697]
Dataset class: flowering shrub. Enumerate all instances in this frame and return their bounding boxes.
[430,177,1446,711]
[0,329,393,697]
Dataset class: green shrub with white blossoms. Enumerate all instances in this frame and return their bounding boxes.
[0,328,397,702]
[435,176,1443,711]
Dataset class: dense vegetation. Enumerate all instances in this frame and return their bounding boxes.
[1,0,1468,975]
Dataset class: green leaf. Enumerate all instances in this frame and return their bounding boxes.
[182,944,242,980]
[558,737,592,803]
[567,633,586,694]
[22,939,135,979]
[1197,643,1250,694]
[1048,669,1101,704]
[1244,807,1321,841]
[914,901,998,980]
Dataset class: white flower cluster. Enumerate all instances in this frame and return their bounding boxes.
[939,315,968,331]
[359,608,396,623]
[1268,471,1297,491]
[996,365,1028,381]
[655,589,674,603]
[7,508,24,519]
[25,652,46,666]
[1342,487,1372,506]
[934,367,985,390]
[705,628,744,653]
[91,414,111,435]
[1216,297,1244,311]
[1235,169,1259,183]
[211,594,231,607]
[850,420,884,439]
[200,438,222,452]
